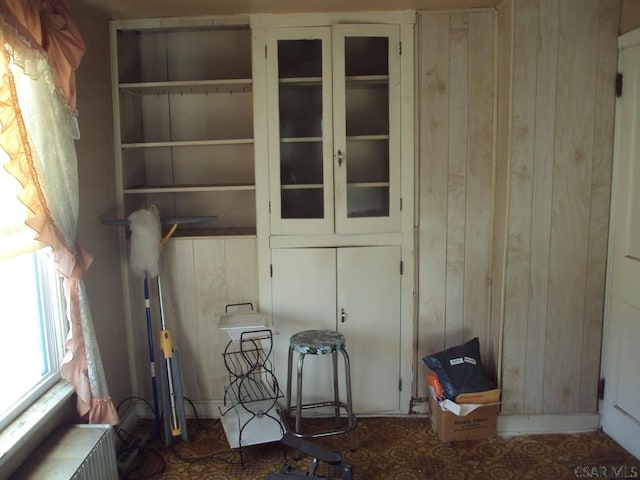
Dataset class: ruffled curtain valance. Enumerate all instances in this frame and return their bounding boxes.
[1,0,84,110]
[0,0,118,425]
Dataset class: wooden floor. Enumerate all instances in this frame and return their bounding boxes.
[118,417,639,479]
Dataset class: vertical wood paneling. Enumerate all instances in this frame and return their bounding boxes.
[501,0,538,413]
[161,239,199,398]
[446,13,469,347]
[418,13,450,367]
[193,238,260,400]
[465,11,495,355]
[491,0,512,381]
[418,11,496,397]
[193,239,230,400]
[223,238,259,303]
[141,237,259,404]
[497,0,616,415]
[544,0,599,413]
[578,0,619,412]
[524,0,558,413]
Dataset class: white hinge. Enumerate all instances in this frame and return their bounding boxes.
[400,197,403,211]
[270,264,273,277]
[264,44,267,59]
[398,378,402,391]
[399,41,402,55]
[400,261,404,275]
[269,201,271,214]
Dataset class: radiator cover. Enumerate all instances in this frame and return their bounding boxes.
[12,424,118,479]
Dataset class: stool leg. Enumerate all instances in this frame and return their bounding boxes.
[295,353,306,437]
[341,348,356,451]
[286,346,293,422]
[332,350,340,427]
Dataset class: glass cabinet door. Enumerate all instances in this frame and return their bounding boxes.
[266,28,334,234]
[333,25,400,234]
[266,24,400,235]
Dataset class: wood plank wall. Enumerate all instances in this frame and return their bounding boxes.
[492,0,512,388]
[417,10,496,389]
[125,1,618,417]
[498,0,618,415]
[418,0,618,414]
[129,237,259,409]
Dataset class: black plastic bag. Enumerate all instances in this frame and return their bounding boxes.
[423,337,494,400]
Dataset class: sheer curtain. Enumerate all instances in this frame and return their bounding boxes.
[0,1,118,424]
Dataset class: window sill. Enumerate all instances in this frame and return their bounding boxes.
[0,381,74,480]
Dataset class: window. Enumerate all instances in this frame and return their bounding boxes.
[0,153,66,431]
[0,248,66,431]
[0,4,117,429]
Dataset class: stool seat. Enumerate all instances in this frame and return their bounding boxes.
[290,330,345,355]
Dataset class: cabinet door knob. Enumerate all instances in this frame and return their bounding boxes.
[337,149,344,166]
[340,308,346,323]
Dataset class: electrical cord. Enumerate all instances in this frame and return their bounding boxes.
[114,395,163,479]
[119,446,167,480]
[166,396,243,465]
[184,396,219,431]
[114,394,243,479]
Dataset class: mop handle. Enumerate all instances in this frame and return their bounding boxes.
[157,273,168,331]
[156,220,182,436]
[157,272,181,435]
[156,222,177,331]
[156,223,176,331]
[144,273,161,436]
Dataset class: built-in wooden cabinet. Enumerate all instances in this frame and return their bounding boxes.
[253,12,415,415]
[270,246,402,414]
[265,24,401,235]
[111,19,256,235]
[110,13,414,417]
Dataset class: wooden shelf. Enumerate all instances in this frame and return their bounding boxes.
[123,184,256,194]
[279,75,388,87]
[113,24,256,235]
[171,226,256,237]
[279,135,388,144]
[346,134,389,141]
[281,184,323,190]
[279,76,321,85]
[347,182,390,188]
[122,139,254,149]
[120,78,252,95]
[280,136,321,143]
[346,74,389,86]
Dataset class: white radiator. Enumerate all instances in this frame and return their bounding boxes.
[12,424,118,479]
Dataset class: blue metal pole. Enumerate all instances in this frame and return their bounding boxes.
[144,272,161,436]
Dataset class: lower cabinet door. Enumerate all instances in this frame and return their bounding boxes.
[270,245,401,414]
[337,246,401,413]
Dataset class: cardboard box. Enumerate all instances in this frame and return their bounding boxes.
[428,395,498,442]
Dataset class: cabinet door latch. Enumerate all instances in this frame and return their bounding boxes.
[340,308,346,323]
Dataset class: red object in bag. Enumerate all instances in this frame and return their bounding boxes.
[426,374,445,401]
